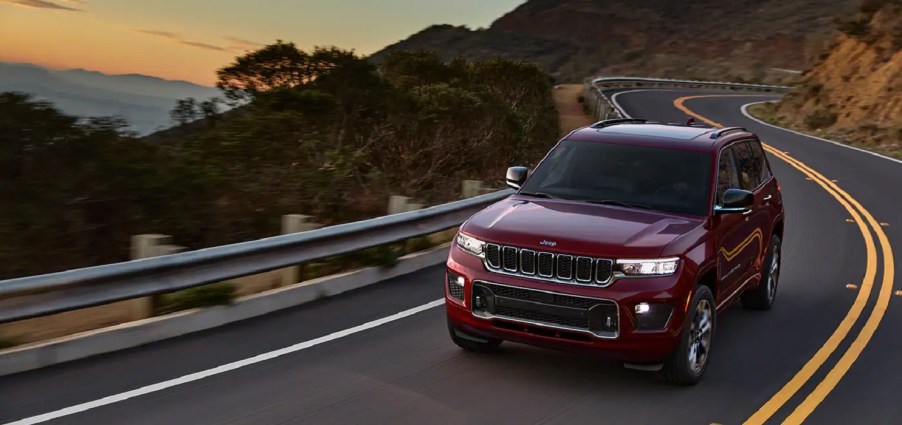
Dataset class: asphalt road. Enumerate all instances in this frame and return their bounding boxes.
[1,89,899,425]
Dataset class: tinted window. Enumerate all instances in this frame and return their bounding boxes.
[520,140,713,216]
[716,149,740,205]
[731,142,760,191]
[748,141,772,182]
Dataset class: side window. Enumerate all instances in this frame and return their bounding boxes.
[731,142,760,191]
[716,148,739,205]
[748,141,772,183]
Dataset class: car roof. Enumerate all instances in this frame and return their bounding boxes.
[564,120,756,152]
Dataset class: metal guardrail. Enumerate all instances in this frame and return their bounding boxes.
[583,76,792,122]
[0,189,513,324]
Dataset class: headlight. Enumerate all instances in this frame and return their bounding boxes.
[455,233,485,257]
[616,257,680,276]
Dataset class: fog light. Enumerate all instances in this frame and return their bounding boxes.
[634,302,674,330]
[447,271,465,302]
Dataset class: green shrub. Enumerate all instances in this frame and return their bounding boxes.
[406,236,436,253]
[158,281,237,314]
[804,109,838,129]
[0,335,21,350]
[358,244,404,267]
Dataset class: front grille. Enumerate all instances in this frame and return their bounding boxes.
[483,243,614,286]
[472,281,619,338]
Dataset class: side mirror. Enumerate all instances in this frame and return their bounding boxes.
[715,188,754,214]
[506,166,529,190]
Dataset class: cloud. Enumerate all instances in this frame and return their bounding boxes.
[222,36,264,51]
[136,29,232,53]
[0,0,82,11]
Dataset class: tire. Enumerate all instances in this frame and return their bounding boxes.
[447,319,501,353]
[659,285,715,386]
[741,234,781,311]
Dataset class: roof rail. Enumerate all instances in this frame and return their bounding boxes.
[710,127,748,139]
[590,118,647,128]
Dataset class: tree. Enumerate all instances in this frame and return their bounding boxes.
[216,41,312,104]
[170,98,200,126]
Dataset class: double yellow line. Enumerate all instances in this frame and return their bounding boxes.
[674,95,895,424]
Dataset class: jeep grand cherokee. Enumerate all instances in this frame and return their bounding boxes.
[445,118,785,385]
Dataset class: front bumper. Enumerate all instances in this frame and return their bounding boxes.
[445,244,695,363]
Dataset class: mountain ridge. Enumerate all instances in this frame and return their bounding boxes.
[0,62,219,135]
[372,0,858,84]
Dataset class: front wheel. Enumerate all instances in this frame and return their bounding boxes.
[741,234,781,311]
[659,285,715,385]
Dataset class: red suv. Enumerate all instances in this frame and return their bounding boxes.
[445,118,784,385]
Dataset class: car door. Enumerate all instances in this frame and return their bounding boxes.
[714,142,763,303]
[728,141,770,292]
[748,139,781,234]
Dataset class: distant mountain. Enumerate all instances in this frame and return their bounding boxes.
[0,62,220,135]
[371,0,858,84]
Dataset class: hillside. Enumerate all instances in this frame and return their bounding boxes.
[0,62,219,135]
[762,0,901,157]
[372,0,857,84]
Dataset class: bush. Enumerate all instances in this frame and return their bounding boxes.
[804,109,838,129]
[405,236,436,253]
[835,14,871,37]
[158,281,237,314]
[0,335,20,350]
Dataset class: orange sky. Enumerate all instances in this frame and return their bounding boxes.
[0,0,524,86]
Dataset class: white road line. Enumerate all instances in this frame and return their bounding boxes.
[5,299,445,425]
[740,102,902,166]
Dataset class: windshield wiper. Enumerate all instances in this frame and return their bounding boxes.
[583,199,652,210]
[518,191,556,199]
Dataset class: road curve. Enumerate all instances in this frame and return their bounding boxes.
[1,89,899,425]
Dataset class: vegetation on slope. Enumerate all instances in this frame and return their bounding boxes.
[752,0,901,158]
[0,43,559,279]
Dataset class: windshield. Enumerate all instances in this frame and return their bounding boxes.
[520,140,713,216]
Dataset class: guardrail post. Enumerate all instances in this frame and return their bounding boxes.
[388,195,424,214]
[461,180,483,199]
[280,215,323,286]
[129,235,185,320]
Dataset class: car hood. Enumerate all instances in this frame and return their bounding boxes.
[462,197,706,258]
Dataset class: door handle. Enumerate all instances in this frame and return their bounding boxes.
[763,195,773,202]
[742,209,753,216]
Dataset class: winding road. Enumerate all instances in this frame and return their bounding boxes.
[1,89,899,425]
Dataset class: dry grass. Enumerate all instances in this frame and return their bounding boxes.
[553,84,594,135]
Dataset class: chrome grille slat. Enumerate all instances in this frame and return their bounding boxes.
[595,259,614,283]
[556,254,573,280]
[485,244,501,269]
[502,246,518,272]
[575,257,593,282]
[520,249,536,275]
[537,252,554,277]
[482,243,614,287]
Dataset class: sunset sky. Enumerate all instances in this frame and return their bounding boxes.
[0,0,525,86]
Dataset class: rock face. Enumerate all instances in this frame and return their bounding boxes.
[372,0,856,84]
[777,1,901,133]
